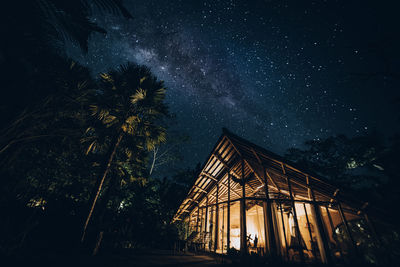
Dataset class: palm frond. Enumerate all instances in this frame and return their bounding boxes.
[100,73,114,83]
[85,140,97,155]
[102,114,118,127]
[140,76,147,84]
[130,88,147,104]
[37,0,131,52]
[90,0,133,19]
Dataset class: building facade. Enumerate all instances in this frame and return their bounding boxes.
[173,129,381,264]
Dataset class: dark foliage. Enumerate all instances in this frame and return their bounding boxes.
[285,132,400,212]
[0,0,194,259]
[285,132,400,264]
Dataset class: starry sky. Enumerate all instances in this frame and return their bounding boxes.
[66,0,400,171]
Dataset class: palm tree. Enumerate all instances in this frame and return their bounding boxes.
[0,0,132,134]
[81,63,168,243]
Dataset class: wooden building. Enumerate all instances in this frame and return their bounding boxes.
[173,129,381,264]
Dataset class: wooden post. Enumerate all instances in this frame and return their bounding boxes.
[214,184,219,252]
[271,201,282,256]
[278,201,289,260]
[240,159,247,255]
[363,211,386,264]
[286,176,305,263]
[200,206,204,248]
[263,167,277,256]
[186,218,189,241]
[307,176,331,264]
[222,204,225,254]
[227,173,231,251]
[210,205,214,251]
[337,203,359,258]
[303,203,317,262]
[363,212,381,246]
[325,206,335,233]
[325,206,345,260]
[205,196,209,251]
[196,205,200,232]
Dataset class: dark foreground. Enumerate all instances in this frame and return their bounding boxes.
[2,249,395,267]
[2,250,229,267]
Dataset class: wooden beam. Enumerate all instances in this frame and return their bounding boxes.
[251,147,262,164]
[244,159,264,185]
[281,162,286,174]
[205,196,209,240]
[306,175,331,264]
[249,147,281,193]
[265,170,281,193]
[303,202,317,263]
[202,171,218,181]
[249,148,270,185]
[220,140,272,195]
[330,189,340,205]
[262,166,277,256]
[278,201,290,260]
[213,152,255,192]
[240,159,247,255]
[227,173,231,250]
[222,137,256,186]
[203,169,242,200]
[213,152,230,168]
[214,184,219,252]
[225,136,243,157]
[213,152,242,179]
[338,202,359,258]
[221,180,242,199]
[194,185,207,193]
[188,198,199,204]
[285,173,305,263]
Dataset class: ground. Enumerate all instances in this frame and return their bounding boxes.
[119,250,228,266]
[2,250,230,267]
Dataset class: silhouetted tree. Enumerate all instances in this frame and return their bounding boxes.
[80,64,168,251]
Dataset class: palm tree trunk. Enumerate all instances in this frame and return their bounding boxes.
[81,132,124,242]
[91,175,120,255]
[149,147,158,176]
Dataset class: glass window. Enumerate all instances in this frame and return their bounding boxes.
[229,201,241,252]
[246,200,266,255]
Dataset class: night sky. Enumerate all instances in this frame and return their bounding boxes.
[66,0,400,171]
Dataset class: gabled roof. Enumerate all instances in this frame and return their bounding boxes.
[172,128,364,223]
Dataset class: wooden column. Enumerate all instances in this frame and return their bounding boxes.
[200,206,204,247]
[263,167,277,256]
[363,211,385,264]
[210,205,214,251]
[307,176,331,264]
[363,212,381,246]
[185,218,189,240]
[227,173,231,251]
[196,205,200,232]
[214,184,219,252]
[338,203,359,258]
[221,204,225,254]
[278,201,289,260]
[271,202,282,256]
[303,203,317,263]
[326,206,345,259]
[240,159,247,255]
[205,196,209,250]
[286,176,305,263]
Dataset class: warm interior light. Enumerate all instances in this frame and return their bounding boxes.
[230,228,240,249]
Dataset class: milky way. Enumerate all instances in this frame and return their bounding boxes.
[66,0,400,173]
